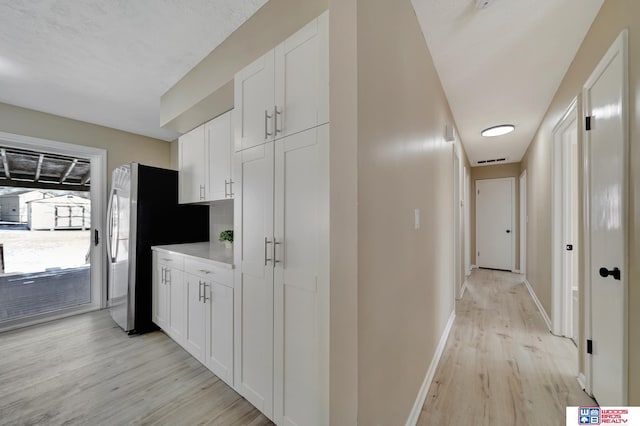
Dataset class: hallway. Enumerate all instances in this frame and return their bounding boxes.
[418,269,594,426]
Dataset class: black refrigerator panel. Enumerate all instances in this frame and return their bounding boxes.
[133,164,209,334]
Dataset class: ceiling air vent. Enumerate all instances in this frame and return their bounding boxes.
[475,157,508,166]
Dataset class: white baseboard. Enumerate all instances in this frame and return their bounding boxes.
[523,278,552,331]
[406,310,456,426]
[577,373,586,390]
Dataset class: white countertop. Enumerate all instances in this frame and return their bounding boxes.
[152,242,233,269]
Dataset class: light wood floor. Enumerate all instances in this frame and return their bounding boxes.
[418,269,595,426]
[0,310,272,425]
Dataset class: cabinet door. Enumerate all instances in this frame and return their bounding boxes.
[167,267,185,345]
[206,110,233,201]
[205,282,234,386]
[152,254,169,330]
[273,125,329,425]
[234,51,275,152]
[184,272,207,362]
[274,11,329,140]
[233,142,275,419]
[178,125,206,203]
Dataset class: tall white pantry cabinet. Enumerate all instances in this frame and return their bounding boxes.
[233,11,329,426]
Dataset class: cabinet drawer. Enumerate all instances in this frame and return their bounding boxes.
[184,257,233,286]
[156,251,184,270]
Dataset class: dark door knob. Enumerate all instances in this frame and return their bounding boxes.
[506,230,511,233]
[599,267,621,280]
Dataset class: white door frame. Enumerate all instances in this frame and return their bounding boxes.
[0,131,107,331]
[519,170,527,278]
[475,177,516,271]
[551,98,578,337]
[453,151,462,299]
[464,167,471,276]
[583,30,629,403]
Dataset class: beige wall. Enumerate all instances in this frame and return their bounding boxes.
[0,102,171,178]
[470,163,522,270]
[328,1,359,424]
[356,0,461,423]
[520,0,639,403]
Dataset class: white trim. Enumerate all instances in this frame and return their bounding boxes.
[475,177,517,271]
[406,310,456,426]
[582,29,629,404]
[0,305,100,333]
[464,167,471,277]
[0,131,108,320]
[519,170,527,279]
[577,373,587,391]
[524,279,552,331]
[513,269,521,274]
[551,98,578,337]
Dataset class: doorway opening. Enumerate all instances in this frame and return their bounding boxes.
[0,133,106,331]
[551,99,579,344]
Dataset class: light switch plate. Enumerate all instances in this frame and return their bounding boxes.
[414,209,420,229]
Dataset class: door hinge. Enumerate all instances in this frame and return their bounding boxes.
[477,251,480,257]
[585,116,592,131]
[587,339,593,354]
[477,189,480,195]
[94,229,100,246]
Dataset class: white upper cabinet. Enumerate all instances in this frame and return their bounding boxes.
[178,125,206,204]
[234,11,328,153]
[234,52,276,152]
[274,11,329,140]
[206,110,234,201]
[179,110,234,204]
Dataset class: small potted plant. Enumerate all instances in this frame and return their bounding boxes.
[219,230,233,249]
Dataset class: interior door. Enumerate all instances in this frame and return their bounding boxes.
[233,142,275,419]
[273,125,329,425]
[476,178,514,271]
[584,31,627,406]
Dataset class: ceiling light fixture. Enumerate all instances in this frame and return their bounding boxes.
[481,124,515,137]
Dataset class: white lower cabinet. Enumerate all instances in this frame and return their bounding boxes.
[151,248,234,388]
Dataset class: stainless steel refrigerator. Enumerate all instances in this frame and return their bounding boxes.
[106,163,209,334]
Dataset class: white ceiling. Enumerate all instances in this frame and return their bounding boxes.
[412,0,604,165]
[0,0,267,141]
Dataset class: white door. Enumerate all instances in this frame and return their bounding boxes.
[184,273,206,362]
[206,110,233,201]
[584,31,628,406]
[179,125,206,203]
[205,282,234,386]
[273,125,329,425]
[562,123,579,341]
[167,267,185,345]
[476,178,515,271]
[274,11,329,140]
[234,52,275,152]
[233,142,275,419]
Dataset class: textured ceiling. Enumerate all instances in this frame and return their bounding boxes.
[411,0,604,165]
[0,0,267,141]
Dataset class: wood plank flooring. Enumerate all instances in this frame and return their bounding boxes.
[418,269,595,426]
[0,310,272,425]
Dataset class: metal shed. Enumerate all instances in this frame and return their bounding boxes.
[0,190,47,223]
[27,195,91,230]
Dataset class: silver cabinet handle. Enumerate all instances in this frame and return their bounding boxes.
[274,106,281,136]
[264,237,273,266]
[203,283,210,303]
[224,179,229,198]
[161,267,165,285]
[198,280,203,302]
[199,184,205,200]
[198,269,212,275]
[274,239,282,264]
[229,179,234,197]
[264,110,273,139]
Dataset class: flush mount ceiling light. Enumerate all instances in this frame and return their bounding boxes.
[481,124,515,137]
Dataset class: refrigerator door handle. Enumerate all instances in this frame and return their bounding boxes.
[106,187,116,262]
